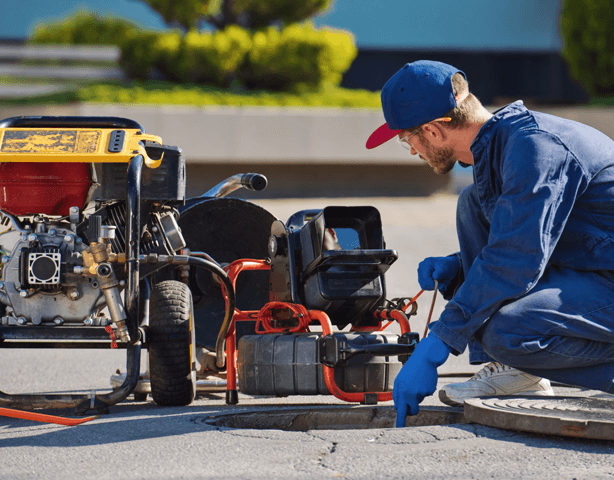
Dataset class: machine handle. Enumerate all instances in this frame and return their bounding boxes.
[301,249,399,281]
[319,333,419,368]
[201,173,268,198]
[0,116,145,131]
[240,173,268,191]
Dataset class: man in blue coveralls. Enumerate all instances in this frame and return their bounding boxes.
[366,60,614,427]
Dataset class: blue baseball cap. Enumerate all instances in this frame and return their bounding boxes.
[366,60,465,149]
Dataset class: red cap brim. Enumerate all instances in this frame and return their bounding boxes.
[366,123,401,149]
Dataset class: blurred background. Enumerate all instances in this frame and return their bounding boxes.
[1,0,613,374]
[0,0,612,198]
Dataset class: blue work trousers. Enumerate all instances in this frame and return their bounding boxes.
[457,184,614,393]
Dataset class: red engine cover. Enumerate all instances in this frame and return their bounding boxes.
[0,162,93,216]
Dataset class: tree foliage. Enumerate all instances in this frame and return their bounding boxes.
[561,0,614,96]
[140,0,332,31]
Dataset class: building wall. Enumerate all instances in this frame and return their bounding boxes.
[4,0,563,51]
[314,0,563,51]
[342,49,588,105]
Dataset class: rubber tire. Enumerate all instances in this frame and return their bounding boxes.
[148,280,196,406]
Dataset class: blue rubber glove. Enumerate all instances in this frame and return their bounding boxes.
[393,333,451,427]
[417,255,461,293]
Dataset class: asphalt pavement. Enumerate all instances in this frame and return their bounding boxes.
[2,195,614,479]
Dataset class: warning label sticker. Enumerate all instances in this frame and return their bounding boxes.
[1,130,100,154]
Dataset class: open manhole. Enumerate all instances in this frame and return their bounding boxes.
[202,405,466,431]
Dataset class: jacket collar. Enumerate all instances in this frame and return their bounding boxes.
[470,100,526,155]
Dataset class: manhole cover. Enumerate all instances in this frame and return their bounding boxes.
[464,395,614,440]
[202,405,466,431]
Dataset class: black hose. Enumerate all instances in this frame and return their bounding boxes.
[188,251,220,266]
[180,256,235,369]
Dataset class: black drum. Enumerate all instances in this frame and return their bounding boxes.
[153,197,277,349]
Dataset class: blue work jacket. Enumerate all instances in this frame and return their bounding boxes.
[429,101,614,354]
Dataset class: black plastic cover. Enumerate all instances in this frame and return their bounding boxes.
[291,206,398,328]
[97,142,185,202]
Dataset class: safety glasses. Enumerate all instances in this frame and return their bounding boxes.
[396,117,452,151]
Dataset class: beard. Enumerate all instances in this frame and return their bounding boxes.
[418,135,457,174]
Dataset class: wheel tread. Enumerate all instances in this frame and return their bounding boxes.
[148,280,196,406]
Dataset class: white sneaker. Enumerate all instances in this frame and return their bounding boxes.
[439,362,554,406]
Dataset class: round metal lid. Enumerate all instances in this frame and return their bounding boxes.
[464,395,614,440]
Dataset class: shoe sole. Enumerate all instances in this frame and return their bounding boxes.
[438,388,555,407]
[438,389,464,406]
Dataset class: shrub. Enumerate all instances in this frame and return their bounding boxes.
[170,27,252,86]
[121,27,252,86]
[238,22,357,91]
[31,12,358,93]
[150,31,184,81]
[30,11,138,47]
[561,0,614,96]
[119,31,166,80]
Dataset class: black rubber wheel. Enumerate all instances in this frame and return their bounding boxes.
[148,280,196,406]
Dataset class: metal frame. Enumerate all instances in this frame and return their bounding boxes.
[220,258,418,406]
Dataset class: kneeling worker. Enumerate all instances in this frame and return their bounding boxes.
[366,60,614,427]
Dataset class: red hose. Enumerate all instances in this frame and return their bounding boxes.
[0,406,99,426]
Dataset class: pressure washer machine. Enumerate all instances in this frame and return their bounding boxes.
[0,116,239,415]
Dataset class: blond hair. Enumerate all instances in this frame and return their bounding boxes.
[444,73,485,128]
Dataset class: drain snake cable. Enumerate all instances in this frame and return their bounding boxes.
[399,280,439,339]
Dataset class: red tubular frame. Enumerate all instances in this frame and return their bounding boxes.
[221,259,412,404]
[222,259,271,394]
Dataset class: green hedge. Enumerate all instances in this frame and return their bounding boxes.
[118,31,163,80]
[30,11,138,46]
[238,23,357,90]
[119,27,252,86]
[30,12,359,92]
[170,27,252,86]
[118,23,357,91]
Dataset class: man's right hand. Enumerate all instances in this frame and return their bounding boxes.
[393,333,451,427]
[417,255,461,293]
